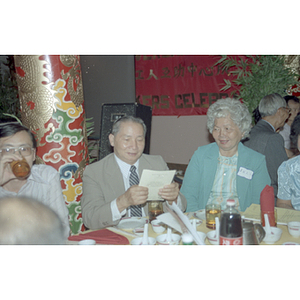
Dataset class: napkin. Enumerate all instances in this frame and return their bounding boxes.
[156,212,183,233]
[260,185,275,211]
[68,229,130,245]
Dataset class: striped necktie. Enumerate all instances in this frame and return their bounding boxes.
[129,165,142,217]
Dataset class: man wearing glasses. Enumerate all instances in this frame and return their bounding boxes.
[243,93,289,205]
[0,122,70,239]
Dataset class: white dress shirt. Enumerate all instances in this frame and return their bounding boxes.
[279,123,292,149]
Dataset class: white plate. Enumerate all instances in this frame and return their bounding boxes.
[117,217,147,229]
[194,209,206,220]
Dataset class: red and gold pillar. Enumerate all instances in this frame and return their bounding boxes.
[14,55,89,234]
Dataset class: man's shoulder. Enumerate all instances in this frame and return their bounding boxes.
[140,153,164,161]
[85,153,114,170]
[239,143,266,160]
[257,128,285,147]
[244,121,276,146]
[32,164,57,175]
[30,164,59,183]
[139,154,166,166]
[250,121,274,135]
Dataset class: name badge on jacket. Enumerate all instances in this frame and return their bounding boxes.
[237,167,253,180]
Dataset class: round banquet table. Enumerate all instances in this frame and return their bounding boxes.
[67,212,300,245]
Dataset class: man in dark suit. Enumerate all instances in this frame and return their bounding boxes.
[243,93,289,203]
[81,116,187,230]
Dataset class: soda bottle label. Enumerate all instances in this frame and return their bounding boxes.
[219,236,243,245]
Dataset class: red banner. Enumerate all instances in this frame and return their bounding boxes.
[135,55,238,116]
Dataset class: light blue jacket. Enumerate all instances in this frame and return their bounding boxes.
[181,142,271,212]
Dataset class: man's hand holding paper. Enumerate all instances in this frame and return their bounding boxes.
[158,182,180,204]
[117,185,149,213]
[139,169,179,203]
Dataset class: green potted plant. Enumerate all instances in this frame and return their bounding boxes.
[0,55,20,122]
[214,55,299,120]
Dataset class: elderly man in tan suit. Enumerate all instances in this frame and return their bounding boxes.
[81,116,187,230]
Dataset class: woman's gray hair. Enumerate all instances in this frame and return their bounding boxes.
[258,93,286,117]
[207,98,252,138]
[111,115,146,137]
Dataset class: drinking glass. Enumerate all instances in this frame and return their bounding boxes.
[148,201,164,222]
[205,203,221,229]
[10,158,30,178]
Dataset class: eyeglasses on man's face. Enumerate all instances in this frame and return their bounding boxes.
[0,146,34,157]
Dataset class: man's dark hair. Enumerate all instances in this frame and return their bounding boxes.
[111,116,146,137]
[0,122,37,148]
[290,113,300,148]
[284,95,300,105]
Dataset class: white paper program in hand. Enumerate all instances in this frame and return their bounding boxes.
[139,169,176,201]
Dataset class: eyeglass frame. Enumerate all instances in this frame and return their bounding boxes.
[0,146,35,157]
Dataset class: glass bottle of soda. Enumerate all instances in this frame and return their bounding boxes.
[219,199,243,245]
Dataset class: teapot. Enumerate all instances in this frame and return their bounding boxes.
[242,220,265,245]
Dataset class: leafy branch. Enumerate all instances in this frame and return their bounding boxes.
[0,56,20,121]
[85,117,97,164]
[214,55,299,117]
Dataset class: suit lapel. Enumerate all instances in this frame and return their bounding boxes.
[106,154,126,199]
[137,154,152,177]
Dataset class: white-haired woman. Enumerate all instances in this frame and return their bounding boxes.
[181,98,271,212]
